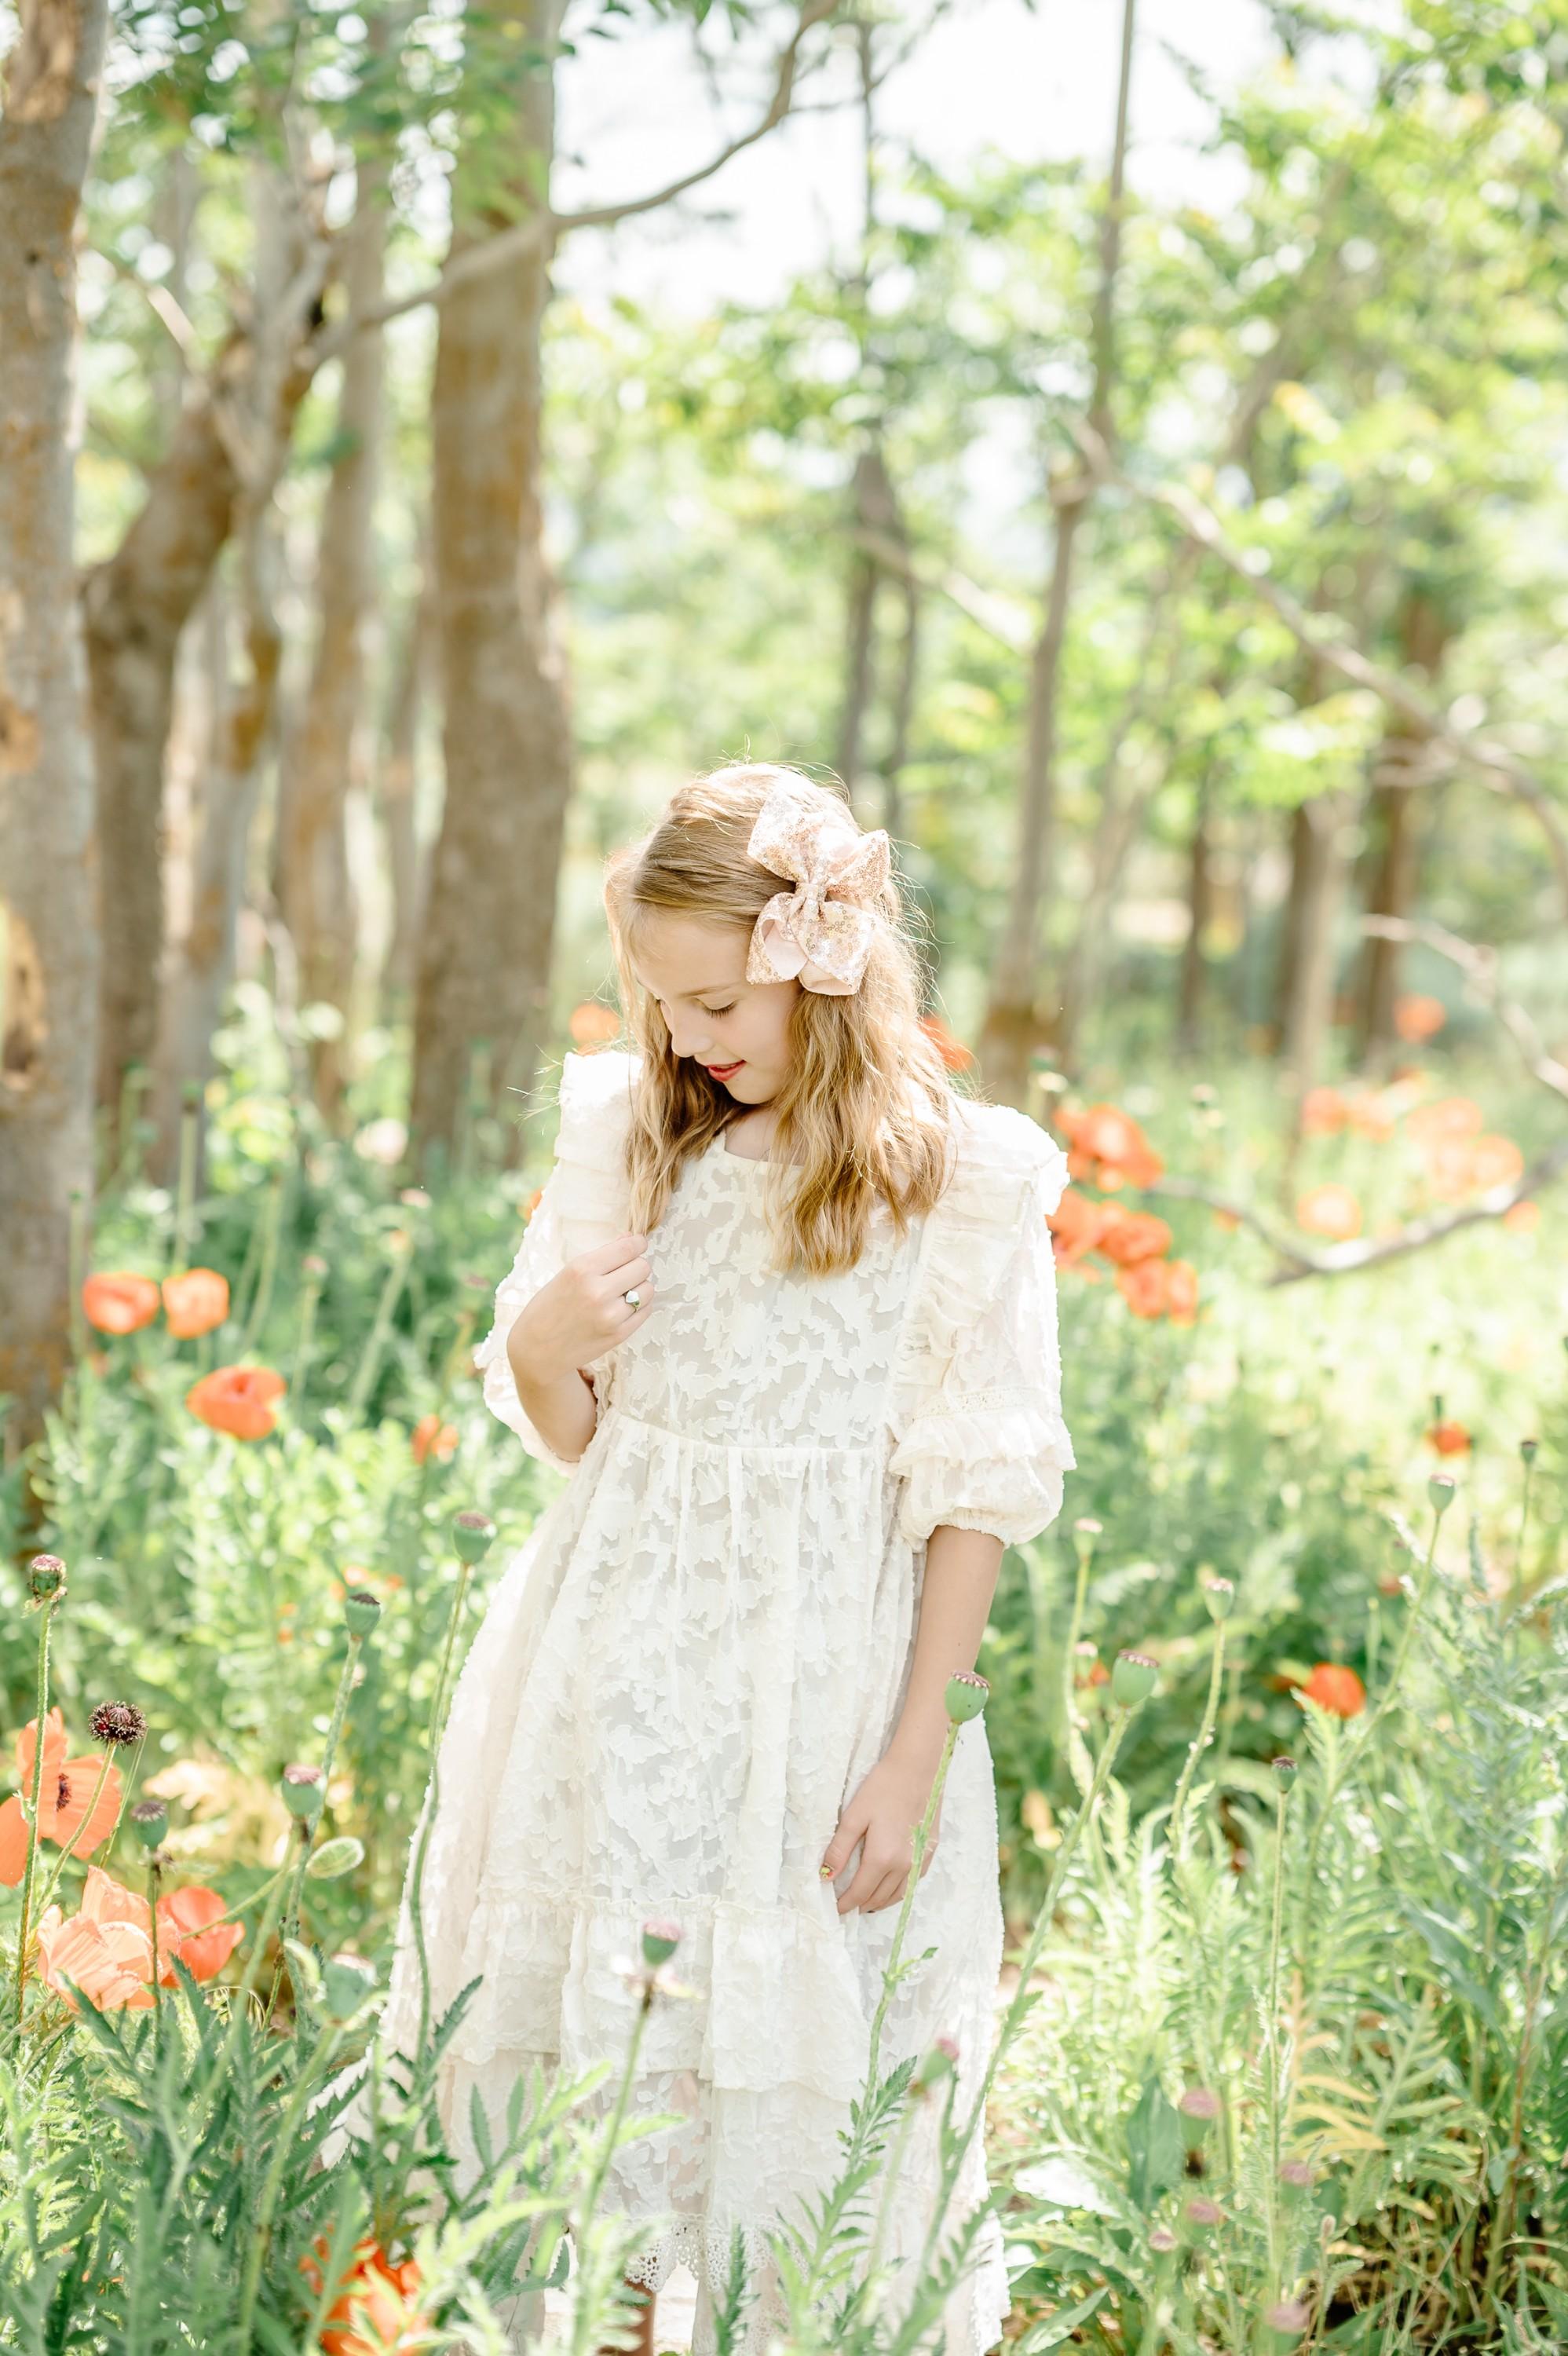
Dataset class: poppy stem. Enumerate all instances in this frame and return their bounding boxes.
[1168,1615,1227,1859]
[13,1597,60,2029]
[30,1750,115,1928]
[412,1549,475,2053]
[862,1719,959,2101]
[233,2018,347,2356]
[279,1629,366,1962]
[568,1977,655,2356]
[345,1240,413,1425]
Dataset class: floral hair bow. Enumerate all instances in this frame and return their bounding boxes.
[744,776,892,996]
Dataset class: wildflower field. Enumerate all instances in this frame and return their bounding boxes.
[2,991,1563,2355]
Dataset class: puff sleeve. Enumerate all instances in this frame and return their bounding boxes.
[886,1103,1076,1551]
[472,1048,641,1474]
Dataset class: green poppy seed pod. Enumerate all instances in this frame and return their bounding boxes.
[1520,1436,1538,1464]
[321,1952,379,2021]
[1202,1575,1235,1622]
[945,1670,990,1724]
[1271,1754,1297,1793]
[1072,1517,1102,1565]
[27,1553,67,1603]
[1178,2086,1220,2150]
[641,1918,682,1967]
[128,1798,168,1850]
[1111,1651,1158,1710]
[281,1764,325,1820]
[452,1510,496,1565]
[1427,1472,1456,1514]
[344,1587,382,1637]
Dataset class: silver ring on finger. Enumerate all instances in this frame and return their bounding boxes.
[623,1286,641,1312]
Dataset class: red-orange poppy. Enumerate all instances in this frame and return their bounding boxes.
[1296,1183,1362,1241]
[1503,1200,1540,1234]
[0,1709,122,1885]
[521,1187,543,1222]
[568,1001,622,1048]
[161,1268,230,1339]
[1344,1089,1399,1143]
[1299,1663,1365,1718]
[411,1414,459,1465]
[157,1883,243,1983]
[302,2236,429,2356]
[1425,1420,1471,1458]
[1058,1103,1164,1191]
[82,1274,161,1335]
[185,1365,286,1440]
[1394,993,1446,1044]
[1299,1087,1349,1136]
[1164,1259,1200,1326]
[917,1013,975,1072]
[1046,1188,1117,1269]
[1405,1096,1483,1148]
[1095,1209,1173,1268]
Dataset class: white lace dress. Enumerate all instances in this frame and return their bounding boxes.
[373,1048,1074,2354]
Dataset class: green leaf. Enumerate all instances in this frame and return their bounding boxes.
[1124,2075,1184,2213]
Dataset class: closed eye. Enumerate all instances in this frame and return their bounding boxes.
[704,1004,736,1017]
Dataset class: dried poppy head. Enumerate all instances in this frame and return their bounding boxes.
[90,1701,148,1749]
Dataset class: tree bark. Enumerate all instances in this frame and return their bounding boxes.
[276,163,388,1125]
[411,0,572,1173]
[378,565,431,1010]
[1177,776,1212,1058]
[1354,591,1449,1062]
[978,0,1137,1106]
[0,0,111,1458]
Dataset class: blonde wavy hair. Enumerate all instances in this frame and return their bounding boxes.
[600,763,968,1278]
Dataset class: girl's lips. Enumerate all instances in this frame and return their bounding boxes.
[706,1061,744,1078]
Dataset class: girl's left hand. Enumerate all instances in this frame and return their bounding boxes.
[821,1749,944,1915]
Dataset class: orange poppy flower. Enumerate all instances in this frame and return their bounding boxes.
[302,2237,429,2356]
[1405,1096,1482,1148]
[568,1001,622,1048]
[82,1274,161,1335]
[411,1414,459,1466]
[917,1013,975,1072]
[1164,1259,1200,1326]
[521,1187,543,1222]
[1468,1135,1524,1191]
[1095,1209,1173,1268]
[1394,993,1446,1044]
[0,1709,123,1885]
[157,1883,243,1983]
[1296,1183,1362,1240]
[1344,1089,1399,1143]
[1503,1199,1539,1234]
[1046,1188,1117,1269]
[1059,1103,1165,1191]
[1300,1087,1349,1136]
[35,1900,155,2012]
[1425,1420,1471,1458]
[162,1268,230,1339]
[185,1365,286,1440]
[1299,1663,1365,1718]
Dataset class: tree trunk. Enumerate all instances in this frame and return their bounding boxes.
[881,576,919,843]
[276,164,388,1125]
[836,444,902,809]
[411,0,572,1173]
[978,0,1137,1107]
[1177,776,1212,1057]
[0,0,111,1459]
[1354,593,1449,1063]
[1270,799,1314,1052]
[378,567,431,1010]
[1280,790,1353,1167]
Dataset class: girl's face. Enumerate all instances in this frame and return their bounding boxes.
[630,911,797,1106]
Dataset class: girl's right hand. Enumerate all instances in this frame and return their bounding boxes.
[510,1230,658,1381]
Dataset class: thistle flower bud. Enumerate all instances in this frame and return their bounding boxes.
[1270,1755,1297,1792]
[1181,2197,1223,2233]
[344,1587,382,1637]
[641,1918,682,1967]
[1427,1473,1455,1515]
[1202,1575,1235,1622]
[451,1510,496,1564]
[912,2035,960,2091]
[90,1699,148,1748]
[1111,1651,1158,1710]
[945,1670,990,1724]
[321,1952,379,2021]
[1148,2226,1178,2254]
[1278,2160,1314,2191]
[302,1255,329,1279]
[1177,2086,1220,2151]
[27,1553,67,1603]
[1072,1518,1102,1564]
[281,1764,325,1820]
[1263,2300,1310,2338]
[128,1798,168,1850]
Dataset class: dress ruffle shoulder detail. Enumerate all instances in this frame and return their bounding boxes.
[886,1096,1076,1552]
[473,1048,643,1472]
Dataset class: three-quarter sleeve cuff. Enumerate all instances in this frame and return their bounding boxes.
[887,1386,1076,1550]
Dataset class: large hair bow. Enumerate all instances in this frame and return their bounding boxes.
[744,777,892,996]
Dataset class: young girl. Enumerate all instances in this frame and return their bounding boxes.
[370,764,1074,2354]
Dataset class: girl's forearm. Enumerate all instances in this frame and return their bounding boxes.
[506,1322,599,1463]
[886,1524,1004,1774]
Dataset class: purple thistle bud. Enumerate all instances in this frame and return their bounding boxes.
[90,1699,148,1747]
[641,1918,682,1967]
[1148,2226,1178,2254]
[1278,2160,1315,2190]
[1264,2300,1310,2335]
[1178,2085,1220,2153]
[1182,2197,1223,2230]
[27,1553,67,1603]
[912,2036,959,2092]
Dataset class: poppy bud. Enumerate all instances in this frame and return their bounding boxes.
[641,1918,682,1967]
[1202,1576,1235,1622]
[344,1588,382,1637]
[1111,1651,1158,1710]
[281,1765,325,1820]
[451,1511,496,1565]
[1270,1755,1297,1792]
[945,1670,990,1724]
[1427,1473,1455,1514]
[27,1553,67,1603]
[305,1835,365,1880]
[90,1699,148,1747]
[321,1952,379,2021]
[129,1798,168,1850]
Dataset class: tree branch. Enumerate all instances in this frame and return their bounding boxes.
[1361,914,1568,1106]
[1073,419,1568,916]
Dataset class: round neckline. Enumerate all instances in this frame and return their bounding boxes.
[709,1132,797,1176]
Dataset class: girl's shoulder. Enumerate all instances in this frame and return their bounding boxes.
[553,1047,643,1169]
[939,1092,1070,1220]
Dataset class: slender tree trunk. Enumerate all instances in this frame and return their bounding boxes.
[1177,776,1212,1058]
[276,163,388,1125]
[882,576,919,843]
[979,0,1137,1106]
[1280,790,1353,1178]
[411,0,572,1173]
[837,444,902,806]
[1354,594,1449,1062]
[0,0,111,1459]
[1271,799,1314,1052]
[378,569,431,1009]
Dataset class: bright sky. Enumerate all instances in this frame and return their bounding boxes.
[553,0,1281,313]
